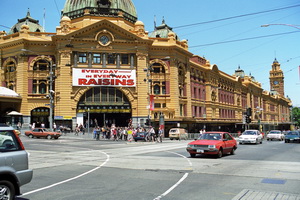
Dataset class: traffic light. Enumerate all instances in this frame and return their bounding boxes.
[245,115,252,124]
[246,108,252,116]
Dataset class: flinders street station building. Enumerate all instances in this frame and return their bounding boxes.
[0,0,292,134]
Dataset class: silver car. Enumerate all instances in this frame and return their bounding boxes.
[0,124,33,200]
[239,129,263,144]
[267,130,284,141]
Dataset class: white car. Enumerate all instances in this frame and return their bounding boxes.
[267,130,284,141]
[239,130,263,144]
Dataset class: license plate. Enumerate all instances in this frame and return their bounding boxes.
[197,149,204,153]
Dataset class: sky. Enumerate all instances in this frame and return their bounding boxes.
[1,0,300,106]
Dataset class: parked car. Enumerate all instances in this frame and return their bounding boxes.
[267,130,284,141]
[186,131,237,158]
[284,131,300,143]
[169,128,188,140]
[0,124,33,200]
[25,128,61,139]
[133,132,149,142]
[239,130,263,144]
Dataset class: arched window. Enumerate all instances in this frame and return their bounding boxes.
[33,60,48,71]
[39,82,47,94]
[152,63,165,74]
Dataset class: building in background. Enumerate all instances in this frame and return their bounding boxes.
[0,0,292,134]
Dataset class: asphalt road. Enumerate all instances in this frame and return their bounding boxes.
[16,134,300,200]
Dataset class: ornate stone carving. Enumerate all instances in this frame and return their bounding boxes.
[136,52,147,60]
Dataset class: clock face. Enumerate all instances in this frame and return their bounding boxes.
[99,35,109,45]
[273,80,279,85]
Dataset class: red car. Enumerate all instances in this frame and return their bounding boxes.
[186,131,237,158]
[25,128,61,139]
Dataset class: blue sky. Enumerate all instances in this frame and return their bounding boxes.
[1,0,300,106]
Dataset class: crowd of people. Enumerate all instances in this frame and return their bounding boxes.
[74,123,163,142]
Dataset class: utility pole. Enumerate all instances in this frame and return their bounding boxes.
[49,62,56,131]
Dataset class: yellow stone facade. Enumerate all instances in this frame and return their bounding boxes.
[0,3,292,133]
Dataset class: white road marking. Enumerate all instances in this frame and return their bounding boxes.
[21,151,110,196]
[154,151,192,200]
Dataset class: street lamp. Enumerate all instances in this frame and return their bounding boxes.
[261,24,300,30]
[21,49,56,131]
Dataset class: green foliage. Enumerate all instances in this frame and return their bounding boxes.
[292,107,300,127]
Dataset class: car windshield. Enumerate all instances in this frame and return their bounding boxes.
[199,133,222,140]
[243,131,257,135]
[269,131,281,134]
[287,131,299,135]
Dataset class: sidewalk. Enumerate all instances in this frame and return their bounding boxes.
[233,189,300,200]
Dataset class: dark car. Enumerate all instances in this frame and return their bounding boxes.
[186,131,237,158]
[284,131,300,143]
[25,128,61,139]
[0,124,33,200]
[133,132,149,142]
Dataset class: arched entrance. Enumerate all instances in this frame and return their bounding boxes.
[77,87,131,127]
[31,107,50,128]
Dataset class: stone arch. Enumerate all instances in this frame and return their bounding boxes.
[73,86,135,104]
[149,59,169,74]
[29,55,53,70]
[3,57,17,68]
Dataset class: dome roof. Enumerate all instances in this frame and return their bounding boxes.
[149,19,180,41]
[62,0,137,23]
[8,9,44,34]
[0,87,20,97]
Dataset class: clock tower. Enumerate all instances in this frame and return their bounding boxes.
[269,58,284,96]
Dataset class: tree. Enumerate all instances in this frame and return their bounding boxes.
[292,107,300,127]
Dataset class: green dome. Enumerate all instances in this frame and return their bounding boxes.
[9,9,44,34]
[62,0,137,23]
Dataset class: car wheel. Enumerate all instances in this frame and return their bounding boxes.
[260,139,262,144]
[190,153,195,158]
[230,147,236,155]
[0,180,15,200]
[46,135,52,139]
[267,138,269,141]
[217,149,223,158]
[28,134,34,138]
[135,140,137,142]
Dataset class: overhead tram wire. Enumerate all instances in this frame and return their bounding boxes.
[173,4,300,30]
[53,0,61,17]
[189,31,299,48]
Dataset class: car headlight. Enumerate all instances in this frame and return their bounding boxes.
[187,144,194,148]
[208,145,216,148]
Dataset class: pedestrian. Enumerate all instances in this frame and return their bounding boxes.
[149,126,155,142]
[112,128,117,141]
[93,127,97,139]
[106,127,111,139]
[123,127,128,141]
[101,126,106,139]
[157,127,163,143]
[53,123,57,132]
[17,122,22,130]
[79,123,84,135]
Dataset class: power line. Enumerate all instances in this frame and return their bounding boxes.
[189,31,299,48]
[53,0,61,17]
[174,4,300,29]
